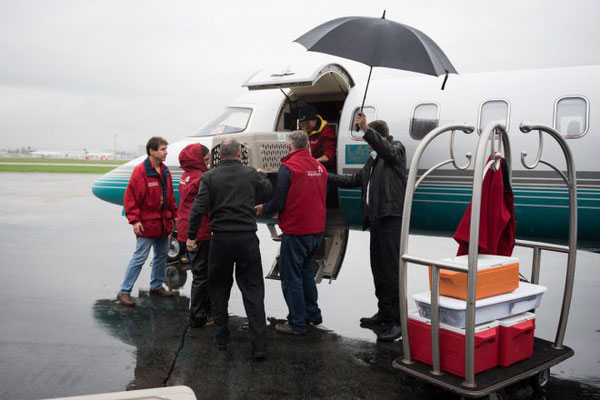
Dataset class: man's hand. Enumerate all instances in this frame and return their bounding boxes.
[133,222,144,236]
[255,204,264,217]
[316,155,330,164]
[355,112,368,133]
[186,239,197,252]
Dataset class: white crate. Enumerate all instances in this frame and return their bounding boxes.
[413,282,546,328]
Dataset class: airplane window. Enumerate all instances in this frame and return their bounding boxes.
[194,107,252,136]
[478,100,510,134]
[554,96,589,138]
[410,103,440,140]
[349,106,376,140]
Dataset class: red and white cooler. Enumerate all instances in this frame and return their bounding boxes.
[408,312,499,377]
[497,312,536,367]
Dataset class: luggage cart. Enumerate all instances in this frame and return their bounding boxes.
[391,121,578,398]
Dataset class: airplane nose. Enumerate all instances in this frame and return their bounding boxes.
[91,164,132,206]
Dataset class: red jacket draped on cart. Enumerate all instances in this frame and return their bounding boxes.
[124,158,178,238]
[177,144,211,242]
[454,158,516,256]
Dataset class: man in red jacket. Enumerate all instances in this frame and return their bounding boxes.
[298,105,336,171]
[117,137,178,306]
[177,143,213,327]
[256,130,328,335]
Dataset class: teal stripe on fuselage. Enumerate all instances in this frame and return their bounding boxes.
[338,185,599,250]
[91,177,182,206]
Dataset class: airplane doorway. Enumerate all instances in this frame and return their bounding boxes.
[241,63,355,283]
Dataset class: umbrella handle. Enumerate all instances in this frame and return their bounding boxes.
[441,71,449,90]
[356,66,374,131]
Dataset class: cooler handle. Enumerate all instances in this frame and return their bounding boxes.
[474,328,497,347]
[512,322,535,337]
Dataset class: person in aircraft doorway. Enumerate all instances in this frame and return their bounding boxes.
[298,104,337,171]
[117,136,178,307]
[256,130,328,335]
[176,143,213,328]
[327,113,407,342]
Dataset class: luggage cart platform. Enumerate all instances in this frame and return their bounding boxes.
[392,337,573,398]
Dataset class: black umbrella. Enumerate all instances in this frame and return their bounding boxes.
[294,12,458,110]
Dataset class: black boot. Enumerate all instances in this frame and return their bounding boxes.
[377,324,402,342]
[360,312,390,326]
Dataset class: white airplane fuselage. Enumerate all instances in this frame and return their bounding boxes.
[92,64,600,250]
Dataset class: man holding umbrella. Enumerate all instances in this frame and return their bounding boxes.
[327,113,407,342]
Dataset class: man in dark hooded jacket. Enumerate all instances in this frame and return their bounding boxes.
[327,113,407,342]
[177,143,212,328]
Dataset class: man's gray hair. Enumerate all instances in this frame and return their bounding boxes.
[219,138,241,159]
[288,130,309,150]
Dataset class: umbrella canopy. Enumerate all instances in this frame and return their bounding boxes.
[294,15,457,77]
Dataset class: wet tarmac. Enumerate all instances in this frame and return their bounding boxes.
[0,173,599,399]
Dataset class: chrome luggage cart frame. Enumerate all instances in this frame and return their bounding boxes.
[391,121,578,398]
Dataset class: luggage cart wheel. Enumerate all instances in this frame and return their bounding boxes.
[168,235,184,261]
[165,264,187,290]
[530,368,550,392]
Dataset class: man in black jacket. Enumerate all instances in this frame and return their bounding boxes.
[187,138,273,359]
[328,113,407,342]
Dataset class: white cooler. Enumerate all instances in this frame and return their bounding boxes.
[413,282,546,327]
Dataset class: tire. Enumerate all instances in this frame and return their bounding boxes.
[168,234,184,261]
[530,368,550,392]
[165,264,188,290]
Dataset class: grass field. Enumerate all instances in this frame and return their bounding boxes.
[0,157,127,165]
[0,165,118,173]
[0,157,128,173]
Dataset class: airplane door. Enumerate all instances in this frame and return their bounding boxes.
[242,63,354,92]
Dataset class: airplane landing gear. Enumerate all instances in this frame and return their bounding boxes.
[165,263,188,290]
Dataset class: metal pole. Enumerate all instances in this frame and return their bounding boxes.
[531,247,541,285]
[519,123,577,349]
[463,122,508,388]
[431,267,442,375]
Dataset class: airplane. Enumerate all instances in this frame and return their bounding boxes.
[92,62,600,286]
[83,151,115,161]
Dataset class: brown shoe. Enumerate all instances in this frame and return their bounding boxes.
[149,286,175,297]
[116,292,135,307]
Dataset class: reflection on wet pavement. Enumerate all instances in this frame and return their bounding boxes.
[0,173,599,400]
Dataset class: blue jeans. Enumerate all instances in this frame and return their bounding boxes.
[120,236,169,294]
[279,233,323,333]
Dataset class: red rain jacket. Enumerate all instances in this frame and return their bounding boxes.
[177,144,211,242]
[279,148,328,235]
[454,158,516,256]
[124,158,178,238]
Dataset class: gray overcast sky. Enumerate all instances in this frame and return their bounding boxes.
[1,0,598,152]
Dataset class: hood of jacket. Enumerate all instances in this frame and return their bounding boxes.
[179,143,208,173]
[308,115,328,136]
